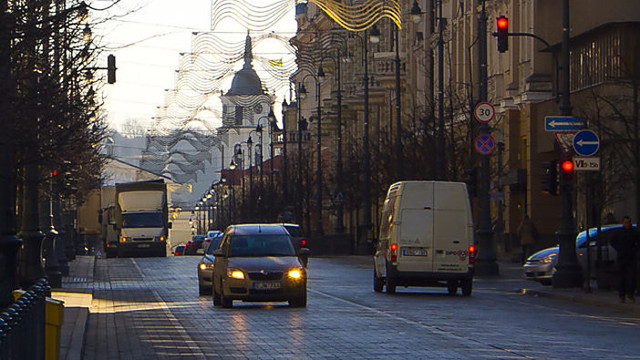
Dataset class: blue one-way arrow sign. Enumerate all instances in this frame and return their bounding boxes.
[573,130,599,156]
[544,116,586,132]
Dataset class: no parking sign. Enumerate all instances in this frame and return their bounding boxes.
[474,134,495,155]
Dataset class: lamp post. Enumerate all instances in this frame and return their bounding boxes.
[247,135,254,220]
[362,29,373,250]
[299,65,325,237]
[325,38,347,234]
[0,0,22,307]
[296,83,304,226]
[436,0,446,180]
[256,110,276,221]
[281,100,289,207]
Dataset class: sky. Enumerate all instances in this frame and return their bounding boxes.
[95,0,211,133]
[94,0,296,135]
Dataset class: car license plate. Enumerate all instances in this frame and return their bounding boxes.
[402,247,428,256]
[137,244,150,248]
[253,281,281,290]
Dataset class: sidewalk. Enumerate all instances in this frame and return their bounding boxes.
[52,256,95,360]
[496,260,640,313]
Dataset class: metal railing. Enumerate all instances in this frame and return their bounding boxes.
[0,278,50,360]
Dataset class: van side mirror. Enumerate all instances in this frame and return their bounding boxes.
[299,247,310,267]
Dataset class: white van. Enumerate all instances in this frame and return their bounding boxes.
[373,181,476,296]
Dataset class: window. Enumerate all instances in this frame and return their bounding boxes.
[570,28,622,91]
[235,105,243,125]
[122,212,164,228]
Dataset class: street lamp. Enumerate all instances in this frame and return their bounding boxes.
[247,135,254,220]
[352,29,374,251]
[369,7,415,181]
[320,33,349,234]
[298,64,325,236]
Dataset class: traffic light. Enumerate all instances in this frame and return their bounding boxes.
[496,16,509,53]
[560,158,574,181]
[541,161,558,196]
[107,54,116,84]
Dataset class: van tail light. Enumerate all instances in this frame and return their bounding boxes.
[390,243,398,262]
[468,245,477,264]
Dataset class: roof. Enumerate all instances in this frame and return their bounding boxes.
[226,224,289,236]
[226,32,264,96]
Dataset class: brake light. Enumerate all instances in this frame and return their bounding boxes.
[301,239,306,246]
[469,245,477,264]
[390,243,398,262]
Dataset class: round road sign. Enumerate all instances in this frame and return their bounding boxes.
[474,102,495,123]
[573,129,599,156]
[474,134,495,155]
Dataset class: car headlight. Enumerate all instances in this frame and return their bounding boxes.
[228,270,245,279]
[540,253,557,263]
[287,269,303,279]
[199,263,214,270]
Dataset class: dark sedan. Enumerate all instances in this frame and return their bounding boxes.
[212,224,310,308]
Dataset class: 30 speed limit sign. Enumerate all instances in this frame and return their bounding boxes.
[474,102,495,123]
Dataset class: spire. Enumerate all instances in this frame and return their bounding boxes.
[243,31,253,69]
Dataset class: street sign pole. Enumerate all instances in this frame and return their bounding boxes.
[553,0,583,289]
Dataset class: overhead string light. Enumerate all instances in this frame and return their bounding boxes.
[307,0,402,31]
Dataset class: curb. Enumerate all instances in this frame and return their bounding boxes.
[522,288,640,313]
[57,255,96,360]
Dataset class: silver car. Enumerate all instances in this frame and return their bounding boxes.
[523,224,627,285]
[197,232,223,295]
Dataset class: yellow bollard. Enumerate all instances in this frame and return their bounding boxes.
[45,297,65,360]
[12,289,65,360]
[12,289,64,359]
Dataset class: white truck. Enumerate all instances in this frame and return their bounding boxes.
[102,179,171,257]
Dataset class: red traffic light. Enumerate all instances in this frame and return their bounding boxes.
[561,160,574,172]
[497,16,508,30]
[496,16,509,53]
[53,170,58,176]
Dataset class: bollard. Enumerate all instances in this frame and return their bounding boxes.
[44,297,64,360]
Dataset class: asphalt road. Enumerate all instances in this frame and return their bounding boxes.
[81,255,640,359]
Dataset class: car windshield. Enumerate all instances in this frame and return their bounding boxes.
[122,212,164,228]
[205,235,223,254]
[228,235,296,257]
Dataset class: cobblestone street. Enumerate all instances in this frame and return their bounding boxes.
[58,255,640,359]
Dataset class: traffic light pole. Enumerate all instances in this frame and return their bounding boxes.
[475,0,499,276]
[553,0,583,288]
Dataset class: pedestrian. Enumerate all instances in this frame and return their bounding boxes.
[610,216,640,303]
[518,215,538,264]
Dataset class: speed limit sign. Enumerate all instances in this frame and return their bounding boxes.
[474,102,495,123]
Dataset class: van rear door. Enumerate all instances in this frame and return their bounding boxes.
[432,182,472,273]
[397,183,434,273]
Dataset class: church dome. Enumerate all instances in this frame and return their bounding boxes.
[226,32,264,96]
[227,67,263,95]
